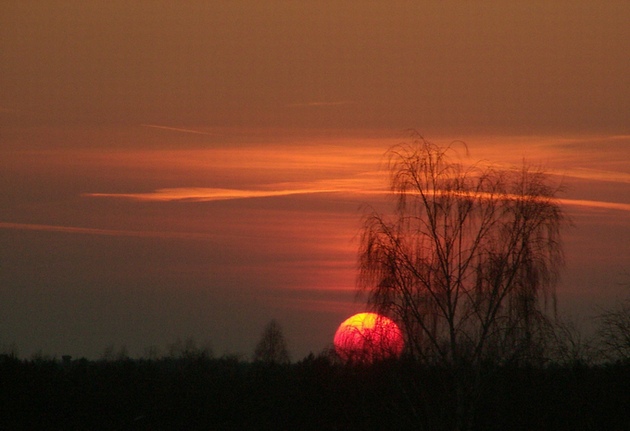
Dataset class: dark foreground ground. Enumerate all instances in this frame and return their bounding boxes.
[1,353,628,430]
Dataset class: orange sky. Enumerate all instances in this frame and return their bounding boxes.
[1,2,629,359]
[1,128,628,358]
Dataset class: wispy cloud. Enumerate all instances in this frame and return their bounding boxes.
[2,195,628,249]
[84,187,339,202]
[558,199,630,212]
[82,181,630,213]
[83,176,384,202]
[0,222,215,240]
[558,168,630,184]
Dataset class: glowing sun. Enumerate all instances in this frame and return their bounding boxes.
[333,312,404,363]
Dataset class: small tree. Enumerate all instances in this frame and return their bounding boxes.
[358,136,566,429]
[253,319,291,364]
[548,317,596,366]
[597,299,630,362]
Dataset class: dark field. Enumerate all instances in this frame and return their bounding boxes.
[1,354,628,431]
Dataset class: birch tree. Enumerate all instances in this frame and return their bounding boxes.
[358,136,566,429]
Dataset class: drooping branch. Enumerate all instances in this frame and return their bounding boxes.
[358,137,565,366]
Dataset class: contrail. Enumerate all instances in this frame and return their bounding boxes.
[285,101,355,108]
[140,124,221,136]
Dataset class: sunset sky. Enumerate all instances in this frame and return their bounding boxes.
[1,1,629,359]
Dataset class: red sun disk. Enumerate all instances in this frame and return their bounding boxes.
[333,312,404,363]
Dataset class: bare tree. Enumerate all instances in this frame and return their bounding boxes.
[597,299,630,362]
[548,316,596,365]
[358,136,565,429]
[253,319,291,364]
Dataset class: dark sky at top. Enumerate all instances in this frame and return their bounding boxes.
[2,1,629,134]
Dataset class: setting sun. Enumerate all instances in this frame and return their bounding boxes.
[333,312,404,363]
[1,1,629,428]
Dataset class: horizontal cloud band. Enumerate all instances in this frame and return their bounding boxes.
[83,186,630,212]
[84,187,339,202]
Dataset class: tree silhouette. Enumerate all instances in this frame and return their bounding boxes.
[358,136,566,429]
[597,298,630,362]
[253,319,291,364]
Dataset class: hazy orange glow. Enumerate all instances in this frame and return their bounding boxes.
[1,1,629,361]
[0,132,628,360]
[333,312,404,363]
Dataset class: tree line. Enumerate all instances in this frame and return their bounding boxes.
[0,347,628,430]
